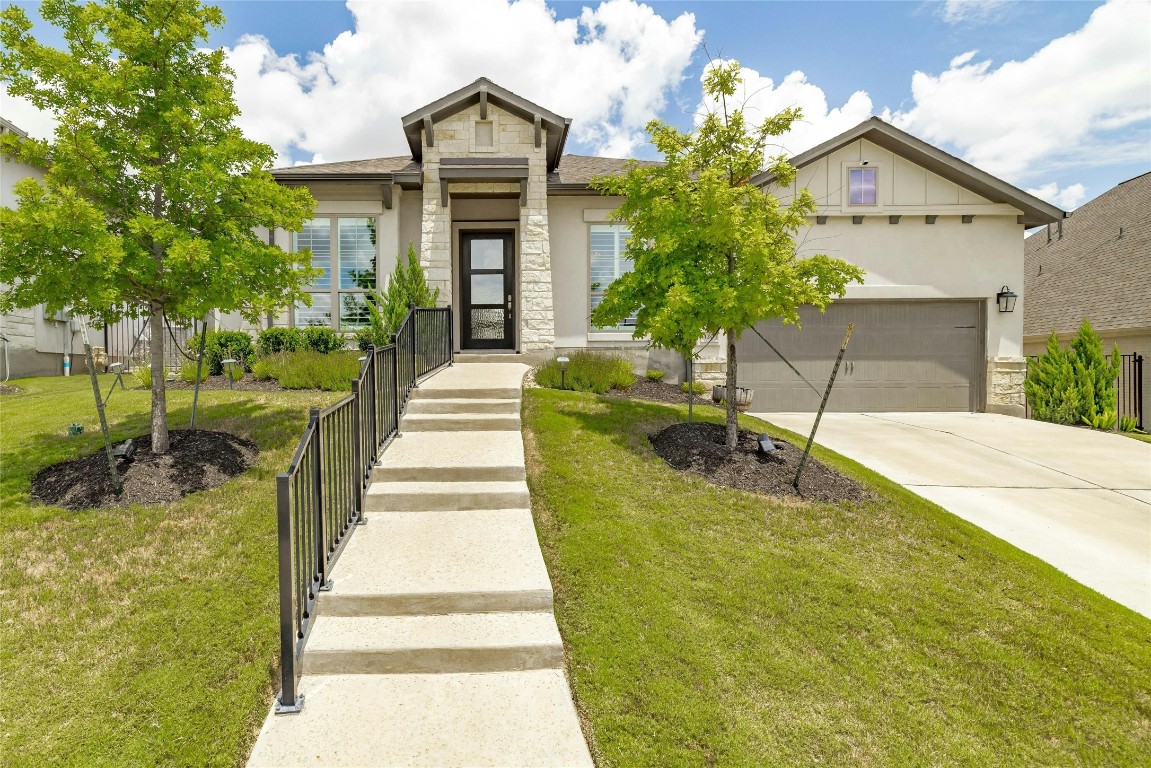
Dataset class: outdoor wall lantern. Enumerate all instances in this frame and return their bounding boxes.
[996,286,1018,313]
[222,358,240,389]
[556,356,570,390]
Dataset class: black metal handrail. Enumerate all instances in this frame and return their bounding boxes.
[274,305,453,713]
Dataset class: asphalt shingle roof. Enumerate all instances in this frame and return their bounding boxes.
[1023,172,1151,337]
[271,156,419,177]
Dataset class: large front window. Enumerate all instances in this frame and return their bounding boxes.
[293,217,377,329]
[589,224,636,331]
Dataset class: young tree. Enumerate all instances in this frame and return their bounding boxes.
[0,0,317,454]
[591,61,864,447]
[355,244,441,350]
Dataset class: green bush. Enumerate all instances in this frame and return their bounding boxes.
[133,366,151,389]
[251,354,285,381]
[680,380,706,395]
[274,351,363,391]
[1025,320,1121,429]
[645,369,667,382]
[178,360,204,384]
[204,330,255,375]
[535,351,636,394]
[357,243,441,351]
[1120,415,1145,434]
[302,325,346,354]
[257,327,305,356]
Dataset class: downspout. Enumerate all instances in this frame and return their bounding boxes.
[1,334,9,383]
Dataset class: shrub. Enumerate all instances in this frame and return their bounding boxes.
[257,327,305,357]
[645,369,667,382]
[178,360,204,384]
[251,354,285,382]
[357,243,440,351]
[302,325,346,354]
[274,351,363,391]
[1120,415,1145,434]
[132,366,152,389]
[1025,320,1121,429]
[680,380,706,395]
[204,330,255,375]
[536,351,636,394]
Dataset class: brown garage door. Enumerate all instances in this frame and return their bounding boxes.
[736,301,982,412]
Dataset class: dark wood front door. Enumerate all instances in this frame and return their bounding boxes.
[460,232,515,349]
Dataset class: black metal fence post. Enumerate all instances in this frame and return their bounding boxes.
[447,304,454,365]
[392,333,402,437]
[351,376,362,522]
[274,471,303,714]
[310,407,331,592]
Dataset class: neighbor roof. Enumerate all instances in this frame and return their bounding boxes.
[1024,171,1151,337]
[401,77,571,172]
[0,117,29,138]
[270,155,420,182]
[752,117,1066,228]
[547,155,663,191]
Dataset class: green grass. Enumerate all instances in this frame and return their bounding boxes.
[523,389,1151,766]
[0,375,343,766]
[1120,430,1151,444]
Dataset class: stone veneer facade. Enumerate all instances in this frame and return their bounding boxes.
[986,356,1028,417]
[419,103,554,352]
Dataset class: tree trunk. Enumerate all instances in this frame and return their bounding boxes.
[725,328,738,448]
[149,303,170,454]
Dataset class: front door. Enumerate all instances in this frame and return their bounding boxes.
[460,232,515,349]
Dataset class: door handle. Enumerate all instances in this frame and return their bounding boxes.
[506,294,512,311]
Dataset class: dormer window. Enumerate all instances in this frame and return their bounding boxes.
[849,167,877,205]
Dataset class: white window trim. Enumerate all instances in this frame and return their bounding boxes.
[840,161,885,212]
[291,215,381,331]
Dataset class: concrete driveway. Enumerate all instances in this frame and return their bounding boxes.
[755,412,1151,617]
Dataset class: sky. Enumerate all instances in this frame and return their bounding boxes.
[2,0,1149,212]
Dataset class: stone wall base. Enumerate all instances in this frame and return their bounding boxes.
[986,356,1027,418]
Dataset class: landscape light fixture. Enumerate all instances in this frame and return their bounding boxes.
[556,356,569,390]
[222,358,240,389]
[757,434,777,456]
[996,286,1018,313]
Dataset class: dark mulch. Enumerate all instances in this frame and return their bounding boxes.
[608,378,714,407]
[650,421,870,503]
[31,429,259,510]
[164,374,283,392]
[0,384,21,395]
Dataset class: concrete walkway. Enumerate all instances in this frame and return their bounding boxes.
[249,363,593,767]
[757,412,1151,617]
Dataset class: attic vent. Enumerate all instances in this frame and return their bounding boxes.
[1119,226,1124,239]
[476,121,494,148]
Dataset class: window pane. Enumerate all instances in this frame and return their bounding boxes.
[295,293,332,327]
[471,274,503,304]
[339,292,372,329]
[295,219,331,289]
[589,224,636,330]
[849,168,877,205]
[475,121,494,148]
[339,218,376,289]
[470,238,504,270]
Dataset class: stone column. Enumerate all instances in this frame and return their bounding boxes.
[986,356,1027,417]
[518,152,554,352]
[420,164,452,306]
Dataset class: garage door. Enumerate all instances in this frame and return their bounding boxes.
[736,301,982,412]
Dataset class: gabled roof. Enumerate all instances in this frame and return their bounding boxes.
[0,117,29,138]
[752,117,1066,227]
[400,77,571,172]
[1024,171,1151,337]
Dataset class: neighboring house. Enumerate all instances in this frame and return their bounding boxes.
[268,82,1063,415]
[1023,171,1150,414]
[0,117,89,379]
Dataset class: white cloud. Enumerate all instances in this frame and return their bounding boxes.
[227,0,701,164]
[940,0,1011,25]
[885,0,1151,181]
[1025,181,1087,210]
[696,61,875,158]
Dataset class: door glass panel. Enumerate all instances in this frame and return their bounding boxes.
[470,309,504,339]
[471,239,504,270]
[471,274,503,305]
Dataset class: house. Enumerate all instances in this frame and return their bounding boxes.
[1023,171,1150,416]
[265,80,1063,415]
[0,117,90,379]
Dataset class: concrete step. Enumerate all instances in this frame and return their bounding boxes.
[320,510,552,616]
[373,429,525,484]
[405,398,520,415]
[247,670,594,767]
[365,480,530,512]
[301,612,563,675]
[411,386,521,400]
[402,413,521,432]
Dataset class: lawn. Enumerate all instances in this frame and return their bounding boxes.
[0,375,342,767]
[524,389,1151,767]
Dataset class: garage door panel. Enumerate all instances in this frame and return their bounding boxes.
[737,301,981,413]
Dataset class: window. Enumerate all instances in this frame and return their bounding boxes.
[293,217,377,330]
[849,167,877,205]
[589,224,636,330]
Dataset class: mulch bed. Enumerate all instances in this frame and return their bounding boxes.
[650,422,870,503]
[31,429,259,510]
[608,378,714,407]
[0,384,21,395]
[164,374,283,392]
